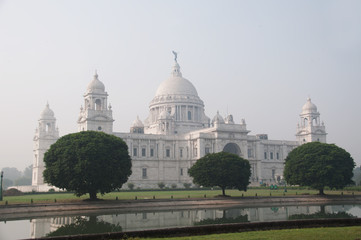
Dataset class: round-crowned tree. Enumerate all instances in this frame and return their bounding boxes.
[188,152,251,196]
[284,142,355,195]
[43,131,132,200]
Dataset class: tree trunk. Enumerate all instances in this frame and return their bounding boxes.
[89,191,98,200]
[222,187,226,196]
[319,188,324,195]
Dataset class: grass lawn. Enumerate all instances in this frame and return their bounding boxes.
[1,188,359,205]
[141,226,361,240]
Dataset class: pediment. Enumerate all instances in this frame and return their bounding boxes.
[296,130,308,135]
[89,115,110,121]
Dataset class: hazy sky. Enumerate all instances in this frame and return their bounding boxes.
[0,0,360,171]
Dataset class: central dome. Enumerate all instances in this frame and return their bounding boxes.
[155,76,198,97]
[144,56,211,135]
[155,62,198,97]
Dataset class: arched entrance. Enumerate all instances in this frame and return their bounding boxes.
[223,143,241,156]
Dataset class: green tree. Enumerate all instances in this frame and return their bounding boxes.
[188,152,251,196]
[284,142,355,195]
[43,131,132,200]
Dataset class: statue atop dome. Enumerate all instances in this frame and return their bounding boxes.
[172,50,178,62]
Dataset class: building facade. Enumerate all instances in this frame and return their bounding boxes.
[32,56,327,190]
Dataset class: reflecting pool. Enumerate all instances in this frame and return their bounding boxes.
[1,204,360,240]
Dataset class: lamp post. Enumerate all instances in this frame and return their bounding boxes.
[0,171,3,201]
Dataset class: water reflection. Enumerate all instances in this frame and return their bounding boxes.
[195,210,248,225]
[46,216,122,237]
[288,205,356,220]
[1,204,360,239]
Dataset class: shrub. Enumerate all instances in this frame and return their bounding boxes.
[171,184,177,189]
[183,183,191,189]
[127,183,135,190]
[158,182,165,189]
[4,188,24,196]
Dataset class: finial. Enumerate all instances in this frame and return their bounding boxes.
[94,70,98,79]
[46,101,49,108]
[172,51,178,63]
[171,53,182,77]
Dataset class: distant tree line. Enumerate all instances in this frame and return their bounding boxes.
[1,165,32,189]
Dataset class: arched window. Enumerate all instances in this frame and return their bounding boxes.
[312,118,317,126]
[95,99,102,110]
[46,123,51,132]
[303,118,308,127]
[223,143,241,156]
[188,111,192,120]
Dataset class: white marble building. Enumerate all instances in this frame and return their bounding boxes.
[32,56,327,190]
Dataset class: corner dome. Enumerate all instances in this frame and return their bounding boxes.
[155,62,198,97]
[132,116,144,128]
[87,72,105,93]
[302,98,317,113]
[40,103,55,119]
[212,111,225,124]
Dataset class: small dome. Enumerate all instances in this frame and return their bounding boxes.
[302,98,317,113]
[212,111,225,124]
[87,72,105,93]
[40,103,55,119]
[132,116,144,128]
[155,62,198,97]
